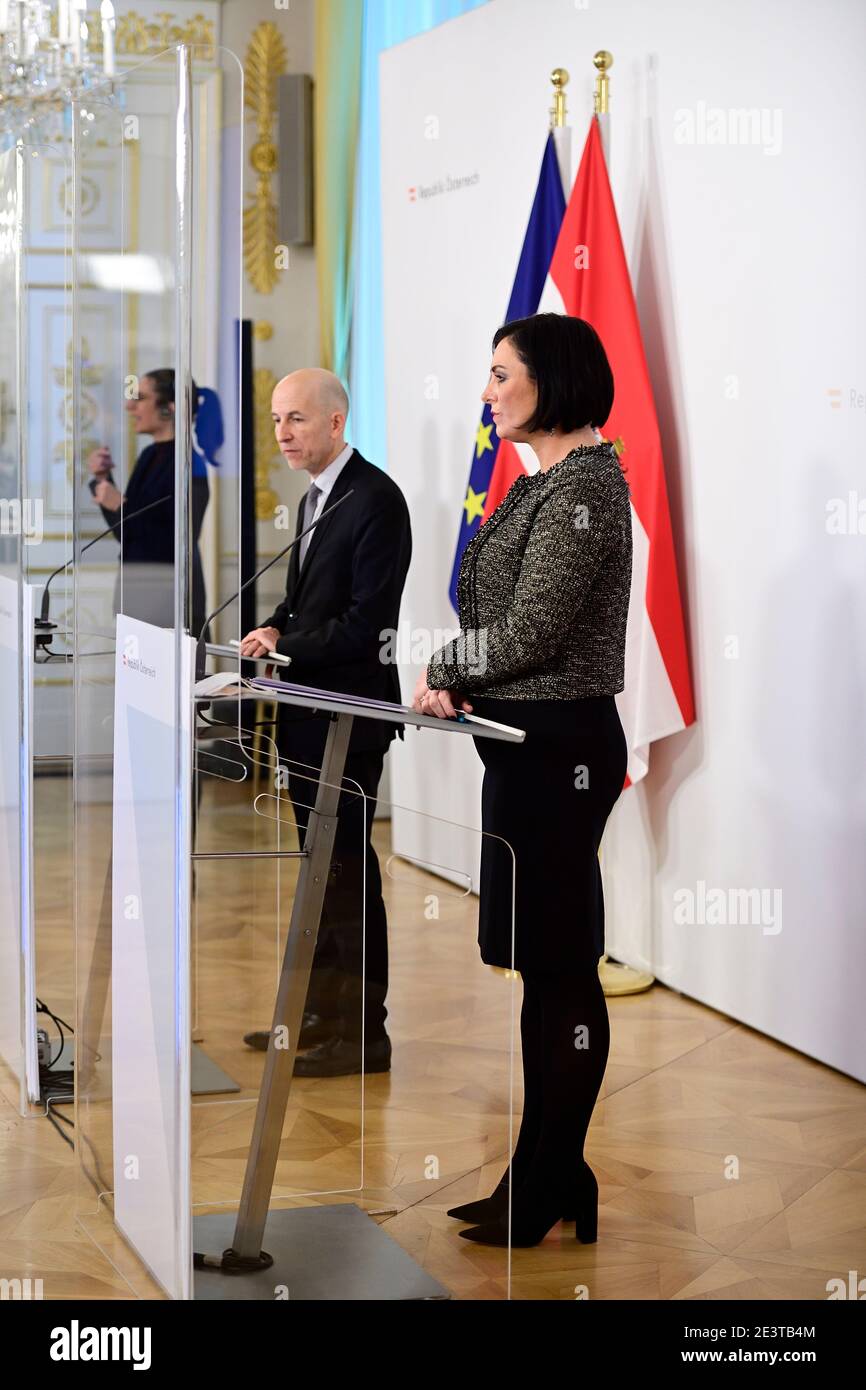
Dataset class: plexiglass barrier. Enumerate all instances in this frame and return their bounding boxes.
[0,141,25,1115]
[72,44,246,1300]
[59,41,520,1301]
[0,128,74,1123]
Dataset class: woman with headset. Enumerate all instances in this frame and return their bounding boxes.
[88,368,210,635]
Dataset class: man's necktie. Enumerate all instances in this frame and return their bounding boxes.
[299,482,321,569]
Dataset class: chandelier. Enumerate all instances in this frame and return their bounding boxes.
[0,1,117,142]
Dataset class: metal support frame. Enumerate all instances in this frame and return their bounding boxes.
[232,708,351,1258]
[191,708,353,1266]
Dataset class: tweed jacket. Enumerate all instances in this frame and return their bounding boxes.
[426,441,632,699]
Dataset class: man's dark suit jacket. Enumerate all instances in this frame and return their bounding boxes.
[260,447,412,755]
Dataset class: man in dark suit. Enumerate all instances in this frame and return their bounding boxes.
[239,369,411,1077]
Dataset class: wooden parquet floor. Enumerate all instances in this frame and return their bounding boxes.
[2,775,864,1301]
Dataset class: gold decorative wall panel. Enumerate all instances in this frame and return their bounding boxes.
[253,367,281,520]
[243,22,288,295]
[115,10,215,60]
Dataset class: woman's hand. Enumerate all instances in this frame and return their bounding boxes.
[411,670,473,719]
[239,626,281,658]
[88,446,113,476]
[92,479,123,510]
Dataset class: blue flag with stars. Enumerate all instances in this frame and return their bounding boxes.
[448,132,567,612]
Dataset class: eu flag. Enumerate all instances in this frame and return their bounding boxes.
[448,133,566,613]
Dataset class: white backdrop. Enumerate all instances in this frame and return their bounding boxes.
[380,0,866,1080]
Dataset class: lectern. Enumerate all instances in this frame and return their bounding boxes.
[76,615,524,1300]
[196,677,524,1299]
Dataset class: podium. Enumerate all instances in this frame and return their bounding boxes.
[190,676,523,1300]
[73,618,524,1300]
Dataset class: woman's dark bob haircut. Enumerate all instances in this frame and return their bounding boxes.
[491,312,614,433]
[144,367,200,419]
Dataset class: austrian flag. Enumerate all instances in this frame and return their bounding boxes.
[450,117,695,784]
[540,116,695,781]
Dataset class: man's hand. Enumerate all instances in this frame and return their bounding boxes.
[411,670,473,719]
[239,626,281,658]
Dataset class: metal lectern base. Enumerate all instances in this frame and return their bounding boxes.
[193,1205,451,1301]
[191,1044,240,1095]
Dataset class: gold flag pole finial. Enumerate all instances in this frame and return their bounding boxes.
[549,67,569,129]
[593,50,613,114]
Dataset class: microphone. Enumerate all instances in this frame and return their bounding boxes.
[88,469,115,496]
[36,493,172,651]
[196,488,354,674]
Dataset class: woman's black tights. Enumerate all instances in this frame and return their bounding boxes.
[507,965,610,1195]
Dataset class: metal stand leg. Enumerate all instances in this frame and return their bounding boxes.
[226,710,352,1264]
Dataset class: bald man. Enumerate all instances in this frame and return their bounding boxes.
[239,370,412,1077]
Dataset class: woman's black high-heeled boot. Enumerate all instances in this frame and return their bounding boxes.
[447,978,545,1224]
[458,1161,599,1247]
[446,1173,511,1225]
[458,967,609,1248]
[446,1159,594,1225]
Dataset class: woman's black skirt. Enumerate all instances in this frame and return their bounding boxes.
[469,693,627,974]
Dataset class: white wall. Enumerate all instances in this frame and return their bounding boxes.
[380,0,866,1080]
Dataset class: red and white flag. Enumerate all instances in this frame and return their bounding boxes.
[540,116,695,783]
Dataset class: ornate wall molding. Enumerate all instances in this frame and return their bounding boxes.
[115,9,216,59]
[243,21,287,295]
[63,5,220,66]
[253,366,281,520]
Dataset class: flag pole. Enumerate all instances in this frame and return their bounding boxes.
[491,71,572,989]
[592,45,656,998]
[593,49,613,169]
[549,66,572,196]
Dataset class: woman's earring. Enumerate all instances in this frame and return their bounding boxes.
[160,407,172,419]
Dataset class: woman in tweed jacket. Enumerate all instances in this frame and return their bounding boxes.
[412,312,632,1248]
